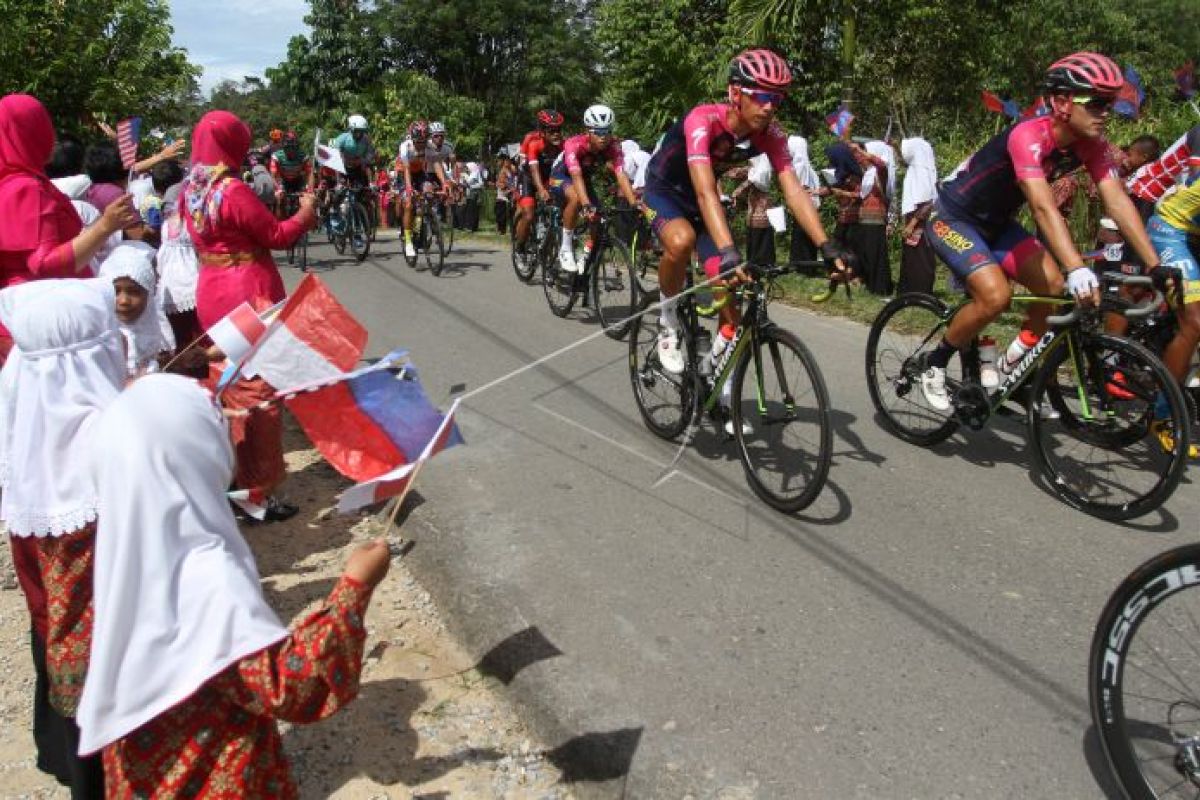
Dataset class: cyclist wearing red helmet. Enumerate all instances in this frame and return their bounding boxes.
[644,48,846,376]
[918,52,1162,412]
[513,109,566,253]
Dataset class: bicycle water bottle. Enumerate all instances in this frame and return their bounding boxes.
[978,336,999,389]
[709,325,733,373]
[998,329,1039,375]
[695,328,713,377]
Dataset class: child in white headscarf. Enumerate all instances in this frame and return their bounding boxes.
[0,278,126,796]
[77,374,391,798]
[98,243,176,378]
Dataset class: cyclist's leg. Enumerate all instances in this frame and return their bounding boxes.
[514,195,535,246]
[643,193,697,375]
[1149,216,1200,383]
[551,177,580,272]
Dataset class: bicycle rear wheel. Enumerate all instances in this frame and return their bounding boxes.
[1029,332,1188,521]
[628,311,696,439]
[865,293,961,446]
[730,327,832,512]
[592,239,635,340]
[445,207,456,254]
[1090,543,1200,799]
[425,212,446,276]
[511,210,539,283]
[349,202,371,262]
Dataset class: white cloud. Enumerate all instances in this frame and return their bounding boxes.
[170,0,308,93]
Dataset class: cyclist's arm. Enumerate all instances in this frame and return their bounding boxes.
[1097,176,1160,268]
[530,162,548,196]
[615,170,638,206]
[434,160,449,188]
[401,161,415,194]
[688,160,735,250]
[1020,176,1086,269]
[568,166,593,206]
[778,170,829,249]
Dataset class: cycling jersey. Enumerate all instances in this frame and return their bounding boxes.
[550,134,624,182]
[270,151,311,189]
[937,116,1115,233]
[397,139,428,176]
[332,131,376,169]
[1156,173,1200,237]
[519,131,562,178]
[1129,125,1200,205]
[643,103,793,203]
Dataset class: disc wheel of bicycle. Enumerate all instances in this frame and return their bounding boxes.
[542,239,579,318]
[865,293,961,447]
[628,311,696,440]
[511,215,538,283]
[729,327,832,512]
[1089,542,1200,799]
[1029,333,1189,521]
[592,239,635,340]
[424,212,446,276]
[348,202,371,262]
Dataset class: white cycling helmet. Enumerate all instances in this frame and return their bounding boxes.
[348,114,369,131]
[583,104,615,133]
[429,121,446,135]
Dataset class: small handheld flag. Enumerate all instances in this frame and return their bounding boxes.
[117,117,142,170]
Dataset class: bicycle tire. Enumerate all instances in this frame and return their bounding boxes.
[425,211,445,276]
[730,327,832,513]
[542,234,579,318]
[445,209,456,254]
[591,239,635,340]
[865,293,961,446]
[298,229,308,272]
[511,210,539,283]
[349,202,371,262]
[1029,333,1188,521]
[1089,542,1200,799]
[628,310,696,439]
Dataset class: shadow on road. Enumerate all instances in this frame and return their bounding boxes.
[544,727,643,784]
[477,626,564,685]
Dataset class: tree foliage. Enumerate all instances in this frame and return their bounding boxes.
[0,0,199,132]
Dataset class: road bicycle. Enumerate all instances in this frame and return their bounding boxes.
[280,191,308,271]
[511,201,559,284]
[628,259,832,512]
[403,188,447,276]
[864,277,1190,521]
[542,205,637,338]
[1089,542,1200,799]
[325,183,371,262]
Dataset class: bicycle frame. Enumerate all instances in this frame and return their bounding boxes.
[691,279,777,417]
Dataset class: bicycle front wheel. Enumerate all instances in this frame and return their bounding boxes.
[1029,332,1189,521]
[1090,543,1200,799]
[542,240,578,317]
[730,327,832,512]
[425,213,445,276]
[349,203,371,262]
[592,240,635,340]
[865,293,961,446]
[628,311,696,440]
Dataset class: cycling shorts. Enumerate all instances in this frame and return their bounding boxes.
[401,173,442,199]
[1148,215,1200,303]
[927,202,1045,282]
[643,189,722,278]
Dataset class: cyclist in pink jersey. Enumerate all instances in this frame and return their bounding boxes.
[918,52,1162,411]
[642,49,847,374]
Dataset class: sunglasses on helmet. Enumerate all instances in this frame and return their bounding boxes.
[740,86,785,107]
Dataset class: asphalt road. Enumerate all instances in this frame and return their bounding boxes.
[285,230,1199,799]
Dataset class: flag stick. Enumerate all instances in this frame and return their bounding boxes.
[384,458,427,533]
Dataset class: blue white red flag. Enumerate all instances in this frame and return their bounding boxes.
[825,105,854,138]
[117,117,141,169]
[1114,65,1145,120]
[981,91,1020,120]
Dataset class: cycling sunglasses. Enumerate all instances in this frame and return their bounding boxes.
[1072,94,1115,113]
[740,87,785,107]
[588,127,613,137]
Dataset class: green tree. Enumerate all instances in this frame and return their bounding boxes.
[205,76,316,143]
[0,0,200,132]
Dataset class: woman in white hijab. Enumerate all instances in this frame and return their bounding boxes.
[98,242,175,378]
[0,277,125,796]
[855,140,896,295]
[78,374,391,797]
[898,137,939,294]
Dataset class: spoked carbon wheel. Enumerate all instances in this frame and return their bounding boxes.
[628,312,696,440]
[865,293,961,446]
[511,216,538,283]
[543,245,579,318]
[1029,333,1188,521]
[425,213,446,276]
[1090,543,1200,799]
[592,241,636,340]
[349,202,371,262]
[729,327,832,512]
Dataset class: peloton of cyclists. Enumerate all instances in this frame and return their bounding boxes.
[398,120,454,258]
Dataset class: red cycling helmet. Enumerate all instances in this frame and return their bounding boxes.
[408,120,429,142]
[1044,52,1124,96]
[537,109,564,129]
[728,49,793,91]
[282,130,299,145]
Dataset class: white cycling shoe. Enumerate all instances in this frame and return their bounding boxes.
[404,240,416,258]
[558,250,579,274]
[656,327,685,375]
[920,366,952,412]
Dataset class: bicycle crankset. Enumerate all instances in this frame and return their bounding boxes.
[953,383,990,430]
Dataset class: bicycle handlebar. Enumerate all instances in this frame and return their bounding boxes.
[1048,275,1162,326]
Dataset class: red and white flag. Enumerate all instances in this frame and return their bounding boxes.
[337,399,461,513]
[242,274,367,388]
[116,117,141,170]
[207,301,269,365]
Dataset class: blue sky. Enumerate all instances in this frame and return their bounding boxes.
[170,0,309,93]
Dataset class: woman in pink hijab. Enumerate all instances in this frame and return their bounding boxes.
[0,94,137,361]
[182,110,315,521]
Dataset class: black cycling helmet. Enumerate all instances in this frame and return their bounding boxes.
[1044,52,1124,96]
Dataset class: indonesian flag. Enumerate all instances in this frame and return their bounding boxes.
[117,117,141,169]
[314,127,346,175]
[207,301,268,364]
[242,274,367,389]
[228,488,267,521]
[337,399,462,513]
